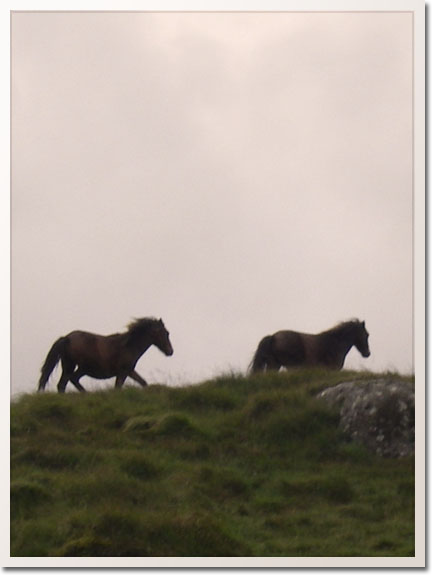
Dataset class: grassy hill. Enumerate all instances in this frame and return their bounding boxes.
[11,369,415,558]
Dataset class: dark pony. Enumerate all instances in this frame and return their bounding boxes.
[250,319,370,373]
[38,317,173,393]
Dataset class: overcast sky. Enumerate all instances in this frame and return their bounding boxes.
[11,11,413,395]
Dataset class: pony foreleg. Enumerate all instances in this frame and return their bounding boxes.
[129,370,148,387]
[115,374,127,389]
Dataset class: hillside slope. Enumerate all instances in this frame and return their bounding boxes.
[11,370,415,557]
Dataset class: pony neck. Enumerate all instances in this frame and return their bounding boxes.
[127,331,154,358]
[325,324,358,367]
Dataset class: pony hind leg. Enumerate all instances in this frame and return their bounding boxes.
[57,357,76,393]
[56,370,70,394]
[266,359,281,371]
[57,369,87,393]
[70,369,87,393]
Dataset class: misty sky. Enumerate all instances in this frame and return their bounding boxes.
[11,11,414,395]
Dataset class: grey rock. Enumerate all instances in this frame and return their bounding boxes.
[317,379,415,457]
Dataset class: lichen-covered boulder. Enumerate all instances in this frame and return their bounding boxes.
[317,379,414,457]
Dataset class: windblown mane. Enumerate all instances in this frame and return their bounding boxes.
[126,317,159,336]
[323,319,362,336]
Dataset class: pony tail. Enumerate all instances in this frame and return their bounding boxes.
[249,335,273,373]
[38,337,66,391]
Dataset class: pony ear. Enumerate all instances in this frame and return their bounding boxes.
[362,321,365,328]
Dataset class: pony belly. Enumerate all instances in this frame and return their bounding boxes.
[81,359,128,379]
[72,356,120,379]
[84,366,117,379]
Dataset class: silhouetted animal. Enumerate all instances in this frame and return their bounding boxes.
[38,317,173,393]
[250,319,370,373]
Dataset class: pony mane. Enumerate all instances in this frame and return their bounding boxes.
[126,317,160,335]
[324,319,363,336]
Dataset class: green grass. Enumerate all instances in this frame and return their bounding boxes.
[10,369,415,557]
